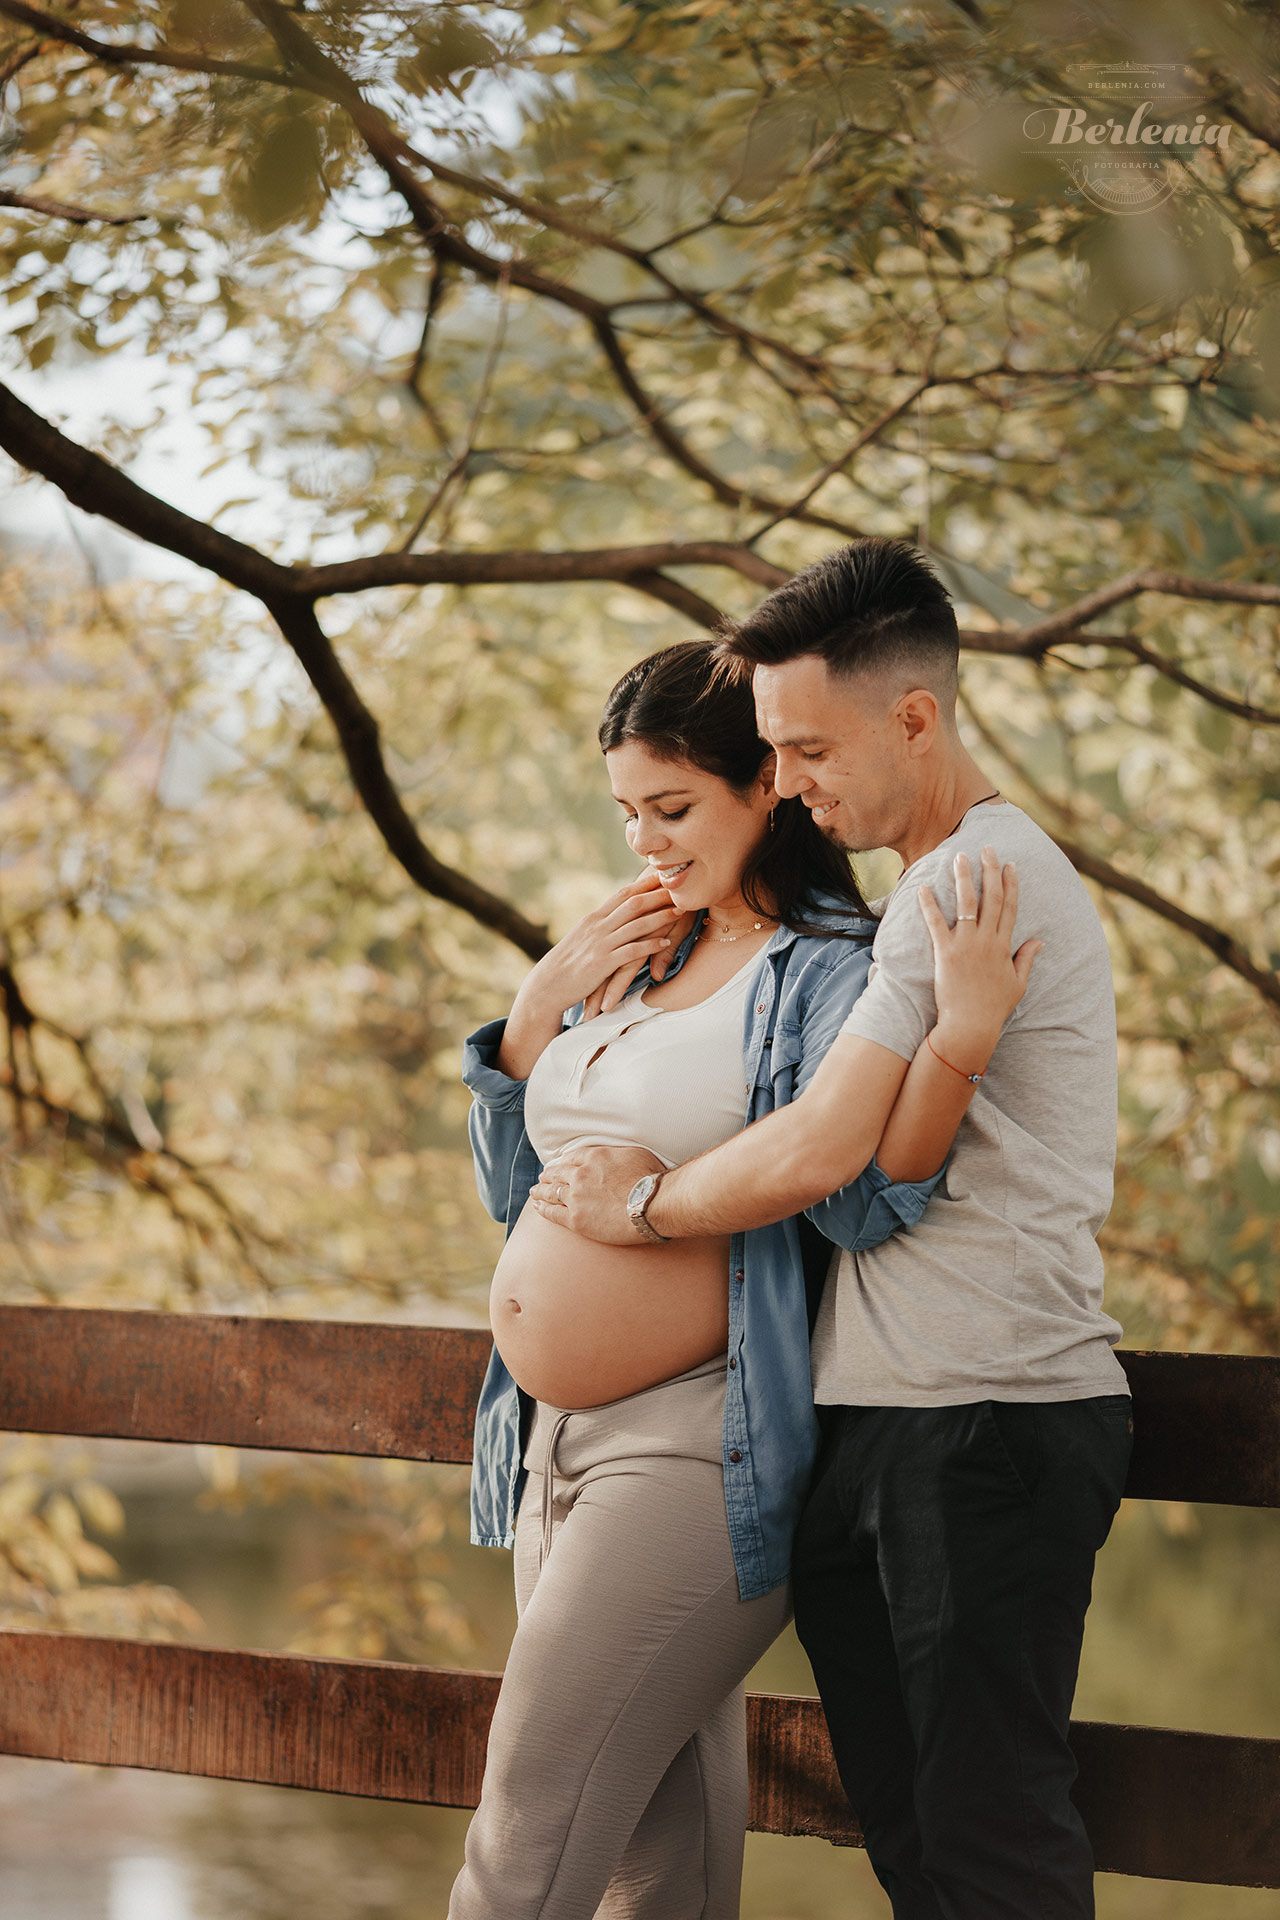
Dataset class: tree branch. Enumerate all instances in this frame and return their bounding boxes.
[0,0,301,85]
[298,541,787,599]
[1019,569,1280,635]
[1089,635,1280,728]
[588,312,863,535]
[0,381,295,597]
[0,36,44,86]
[268,597,549,954]
[408,152,835,392]
[0,381,784,610]
[1054,835,1280,1016]
[0,382,549,957]
[959,566,1280,726]
[1204,72,1280,158]
[0,956,280,1283]
[958,688,1280,1015]
[404,257,454,446]
[744,380,931,541]
[0,187,138,224]
[0,0,843,425]
[616,571,723,628]
[399,262,511,554]
[960,626,1280,726]
[6,380,1276,981]
[240,2,874,537]
[0,0,302,88]
[26,0,867,536]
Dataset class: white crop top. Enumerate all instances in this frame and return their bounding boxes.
[523,954,758,1170]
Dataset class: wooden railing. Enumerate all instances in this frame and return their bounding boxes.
[1,1306,1278,1888]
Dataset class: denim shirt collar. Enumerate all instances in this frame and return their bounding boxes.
[632,891,878,994]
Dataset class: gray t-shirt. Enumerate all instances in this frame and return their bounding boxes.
[811,801,1128,1406]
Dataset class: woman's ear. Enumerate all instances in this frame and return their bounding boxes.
[757,751,778,800]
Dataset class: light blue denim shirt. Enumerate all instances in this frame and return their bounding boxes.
[462,898,945,1601]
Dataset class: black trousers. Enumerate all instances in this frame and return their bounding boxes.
[792,1397,1133,1920]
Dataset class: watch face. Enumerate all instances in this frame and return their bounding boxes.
[629,1175,655,1212]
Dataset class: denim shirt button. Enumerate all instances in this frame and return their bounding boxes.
[728,1356,736,1369]
[734,1269,744,1282]
[755,1001,767,1015]
[728,1448,743,1463]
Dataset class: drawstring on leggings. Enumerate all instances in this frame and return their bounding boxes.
[534,1359,728,1568]
[539,1409,573,1567]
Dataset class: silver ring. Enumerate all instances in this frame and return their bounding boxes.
[557,1184,566,1203]
[956,913,977,922]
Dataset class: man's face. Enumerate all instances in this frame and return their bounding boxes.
[754,655,908,853]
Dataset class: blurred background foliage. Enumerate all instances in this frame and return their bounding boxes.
[0,0,1277,1672]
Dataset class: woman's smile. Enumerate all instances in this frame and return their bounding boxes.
[653,858,693,885]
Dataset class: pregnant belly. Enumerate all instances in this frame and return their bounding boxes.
[490,1203,731,1408]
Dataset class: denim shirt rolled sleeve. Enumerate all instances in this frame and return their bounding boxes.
[465,898,947,1596]
[806,1152,939,1250]
[462,1019,540,1227]
[760,937,944,1254]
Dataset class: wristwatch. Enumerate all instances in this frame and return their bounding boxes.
[626,1172,669,1244]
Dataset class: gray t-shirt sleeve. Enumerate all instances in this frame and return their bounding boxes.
[840,856,953,1061]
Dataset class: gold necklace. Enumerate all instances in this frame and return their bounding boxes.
[699,912,771,944]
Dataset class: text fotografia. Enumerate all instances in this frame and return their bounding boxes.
[1016,68,1229,215]
[1028,105,1231,152]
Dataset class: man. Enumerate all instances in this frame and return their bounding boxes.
[535,537,1132,1919]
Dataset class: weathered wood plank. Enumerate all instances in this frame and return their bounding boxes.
[750,1693,1280,1888]
[1117,1350,1280,1507]
[0,1631,499,1808]
[747,1689,861,1846]
[1,1309,1277,1507]
[2,1635,1277,1887]
[0,1307,489,1463]
[1070,1718,1280,1889]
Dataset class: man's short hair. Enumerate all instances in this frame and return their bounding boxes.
[722,537,959,706]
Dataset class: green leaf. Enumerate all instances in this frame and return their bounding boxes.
[228,110,327,234]
[399,17,500,95]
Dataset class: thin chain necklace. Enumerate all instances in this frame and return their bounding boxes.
[945,790,1001,841]
[698,909,775,945]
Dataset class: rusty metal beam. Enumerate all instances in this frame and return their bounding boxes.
[2,1635,1278,1886]
[0,1307,489,1463]
[1,1309,1277,1508]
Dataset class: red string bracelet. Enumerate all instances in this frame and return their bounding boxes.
[927,1032,985,1086]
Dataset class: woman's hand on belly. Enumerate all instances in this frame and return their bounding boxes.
[490,1204,730,1408]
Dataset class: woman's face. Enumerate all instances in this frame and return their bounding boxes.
[605,740,775,912]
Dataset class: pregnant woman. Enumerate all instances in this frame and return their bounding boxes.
[452,640,1036,1920]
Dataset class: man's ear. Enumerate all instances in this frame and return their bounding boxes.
[897,687,941,757]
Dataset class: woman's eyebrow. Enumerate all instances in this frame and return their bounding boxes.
[615,788,696,804]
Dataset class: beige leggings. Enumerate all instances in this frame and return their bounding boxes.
[448,1359,791,1920]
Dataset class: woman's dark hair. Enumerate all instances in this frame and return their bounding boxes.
[597,640,869,929]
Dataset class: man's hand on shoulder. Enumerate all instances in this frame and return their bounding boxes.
[530,1145,666,1243]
